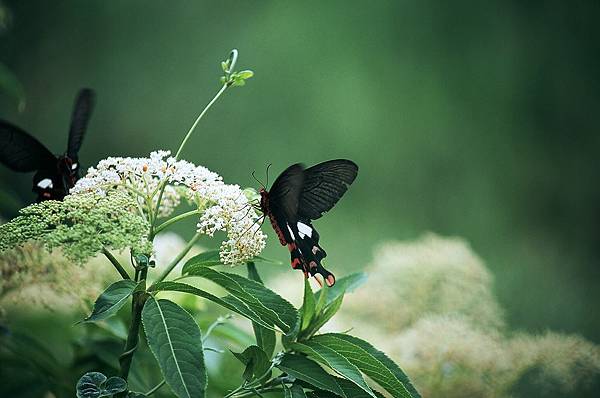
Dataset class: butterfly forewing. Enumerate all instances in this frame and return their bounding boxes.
[267,163,305,222]
[297,159,358,220]
[67,88,95,160]
[0,120,57,172]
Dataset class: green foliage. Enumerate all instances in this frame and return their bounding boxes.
[84,280,142,323]
[247,263,276,358]
[231,345,271,382]
[76,372,127,398]
[141,297,207,398]
[277,353,345,396]
[177,266,298,333]
[308,334,420,398]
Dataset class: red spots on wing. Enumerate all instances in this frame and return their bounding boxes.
[325,274,336,287]
[291,257,302,269]
[287,242,297,251]
[309,261,317,269]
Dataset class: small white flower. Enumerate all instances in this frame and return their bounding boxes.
[71,150,266,264]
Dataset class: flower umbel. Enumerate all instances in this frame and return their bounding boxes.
[0,191,151,264]
[71,150,266,264]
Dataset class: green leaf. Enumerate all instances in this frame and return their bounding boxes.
[103,377,128,395]
[277,354,345,397]
[301,279,316,331]
[306,294,343,336]
[284,383,307,398]
[150,281,276,331]
[142,297,207,398]
[290,341,376,398]
[312,334,421,398]
[247,263,276,358]
[315,272,367,307]
[180,267,298,333]
[76,372,127,398]
[83,280,140,323]
[314,283,329,316]
[231,345,271,381]
[182,250,222,274]
[237,70,254,79]
[307,377,386,398]
[182,252,283,275]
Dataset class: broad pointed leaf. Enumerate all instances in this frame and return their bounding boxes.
[179,267,297,333]
[312,334,420,398]
[83,280,141,323]
[142,297,206,398]
[247,263,276,357]
[301,279,316,331]
[291,341,375,398]
[151,281,279,331]
[231,345,271,381]
[314,272,367,307]
[277,353,345,397]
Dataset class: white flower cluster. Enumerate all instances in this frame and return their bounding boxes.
[71,150,266,264]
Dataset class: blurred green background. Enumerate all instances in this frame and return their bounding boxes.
[1,0,598,350]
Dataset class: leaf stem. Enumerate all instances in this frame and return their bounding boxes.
[153,209,201,236]
[153,232,201,284]
[117,266,148,388]
[102,248,131,280]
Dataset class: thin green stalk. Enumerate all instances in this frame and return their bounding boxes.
[153,232,201,284]
[174,83,229,160]
[151,83,230,228]
[102,248,131,280]
[145,379,166,396]
[153,209,200,235]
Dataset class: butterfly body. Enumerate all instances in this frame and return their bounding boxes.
[259,160,358,286]
[0,88,95,202]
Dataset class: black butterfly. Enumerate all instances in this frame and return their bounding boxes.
[259,159,358,286]
[0,88,95,202]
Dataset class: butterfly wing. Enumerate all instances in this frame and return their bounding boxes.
[67,88,95,160]
[297,159,358,220]
[0,120,57,172]
[267,163,305,223]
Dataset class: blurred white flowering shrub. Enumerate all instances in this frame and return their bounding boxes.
[336,233,600,397]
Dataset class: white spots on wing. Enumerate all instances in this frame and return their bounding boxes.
[71,163,78,170]
[312,246,319,254]
[37,178,53,189]
[297,222,313,238]
[286,224,296,240]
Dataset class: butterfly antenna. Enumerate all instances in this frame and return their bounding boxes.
[251,170,265,189]
[265,163,272,187]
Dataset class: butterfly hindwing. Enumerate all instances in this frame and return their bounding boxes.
[0,120,57,172]
[67,88,95,160]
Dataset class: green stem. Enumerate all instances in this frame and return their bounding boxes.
[145,379,166,396]
[153,232,201,284]
[117,266,148,387]
[150,83,230,228]
[153,209,200,235]
[174,83,229,160]
[102,248,131,280]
